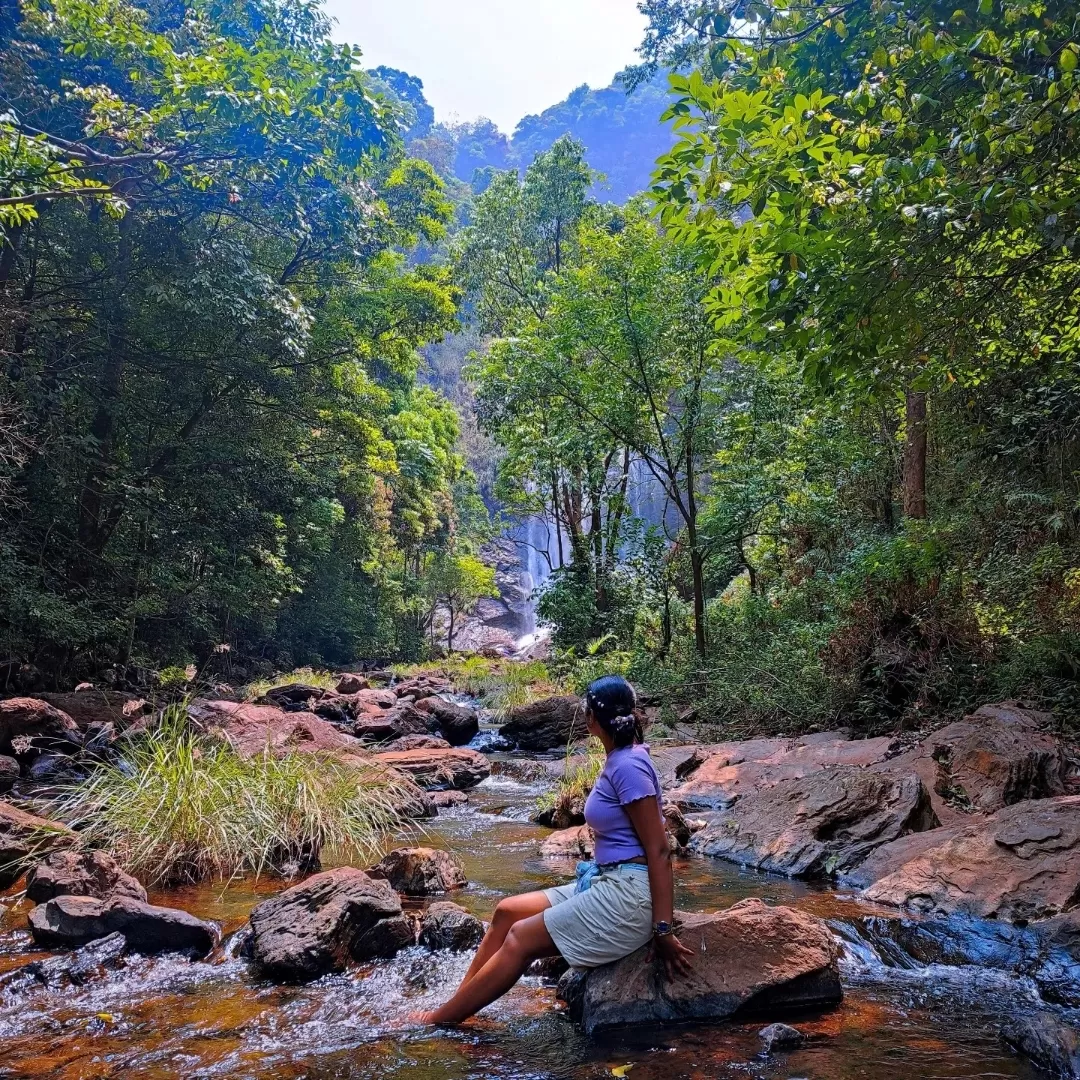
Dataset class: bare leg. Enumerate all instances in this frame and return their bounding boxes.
[461,891,551,985]
[424,912,558,1025]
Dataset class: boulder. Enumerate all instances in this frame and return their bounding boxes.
[430,789,468,809]
[353,703,429,743]
[349,688,399,713]
[0,800,76,889]
[0,697,81,758]
[262,683,328,710]
[672,732,899,811]
[419,901,485,951]
[335,673,370,695]
[857,795,1080,922]
[498,695,587,752]
[190,700,364,759]
[39,691,150,731]
[28,895,219,957]
[391,678,445,702]
[885,703,1067,824]
[27,752,87,783]
[25,849,147,904]
[0,932,127,995]
[383,734,451,753]
[369,847,467,895]
[664,803,693,851]
[691,766,938,878]
[539,825,594,859]
[421,699,480,747]
[759,1022,807,1053]
[1001,1012,1080,1078]
[247,867,413,982]
[0,755,18,793]
[373,747,490,791]
[534,794,585,830]
[557,899,842,1035]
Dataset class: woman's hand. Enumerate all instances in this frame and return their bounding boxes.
[649,932,695,980]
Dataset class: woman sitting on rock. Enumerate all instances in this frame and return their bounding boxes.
[415,674,693,1026]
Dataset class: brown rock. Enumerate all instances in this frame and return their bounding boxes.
[261,683,328,709]
[28,894,219,957]
[373,747,490,790]
[25,849,147,904]
[418,901,485,951]
[349,688,399,712]
[39,691,150,731]
[353,703,429,743]
[859,795,1080,921]
[0,801,76,889]
[422,699,480,746]
[335,673,370,695]
[534,794,585,830]
[673,732,899,810]
[247,867,413,982]
[498,695,587,751]
[691,767,938,878]
[539,825,594,859]
[663,803,693,851]
[369,847,467,895]
[383,735,451,753]
[0,697,81,757]
[0,755,18,793]
[558,899,842,1034]
[885,703,1066,824]
[190,700,365,759]
[430,789,468,808]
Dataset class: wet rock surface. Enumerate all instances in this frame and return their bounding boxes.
[690,767,938,877]
[498,695,587,751]
[25,849,147,904]
[0,755,17,793]
[557,899,842,1034]
[247,867,413,982]
[759,1022,808,1053]
[369,847,467,895]
[373,747,491,790]
[28,894,220,957]
[353,702,429,742]
[1001,1011,1080,1077]
[0,931,127,995]
[418,901,485,951]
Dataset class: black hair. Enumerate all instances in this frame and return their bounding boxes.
[585,675,641,749]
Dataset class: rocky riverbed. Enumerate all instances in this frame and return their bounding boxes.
[0,679,1078,1078]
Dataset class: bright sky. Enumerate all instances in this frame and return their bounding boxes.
[323,0,648,135]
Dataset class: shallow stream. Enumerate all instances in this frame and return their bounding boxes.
[0,757,1053,1079]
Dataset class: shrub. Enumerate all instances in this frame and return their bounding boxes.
[49,716,415,886]
[535,737,605,819]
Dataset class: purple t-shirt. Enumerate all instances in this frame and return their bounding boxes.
[584,744,663,864]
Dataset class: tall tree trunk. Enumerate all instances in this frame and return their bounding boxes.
[447,606,455,652]
[903,390,928,520]
[550,468,564,568]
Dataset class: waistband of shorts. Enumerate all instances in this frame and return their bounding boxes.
[597,859,649,874]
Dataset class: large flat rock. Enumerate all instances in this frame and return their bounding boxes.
[189,700,365,758]
[558,899,841,1034]
[691,766,938,878]
[856,795,1080,921]
[0,697,81,757]
[672,732,899,810]
[498,696,587,751]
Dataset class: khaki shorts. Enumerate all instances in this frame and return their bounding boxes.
[542,864,653,969]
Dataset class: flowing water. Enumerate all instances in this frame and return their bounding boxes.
[0,760,1049,1080]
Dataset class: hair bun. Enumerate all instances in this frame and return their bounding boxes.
[609,713,636,734]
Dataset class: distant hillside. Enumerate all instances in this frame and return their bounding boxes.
[369,68,676,203]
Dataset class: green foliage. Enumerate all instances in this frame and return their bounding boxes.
[535,736,604,818]
[50,715,416,885]
[0,0,489,679]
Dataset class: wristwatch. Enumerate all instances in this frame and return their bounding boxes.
[653,920,673,937]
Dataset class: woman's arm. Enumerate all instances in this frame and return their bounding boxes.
[625,797,694,979]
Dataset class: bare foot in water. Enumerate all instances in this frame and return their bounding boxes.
[403,1010,440,1027]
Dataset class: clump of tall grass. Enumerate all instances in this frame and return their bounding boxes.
[49,716,415,886]
[535,736,605,821]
